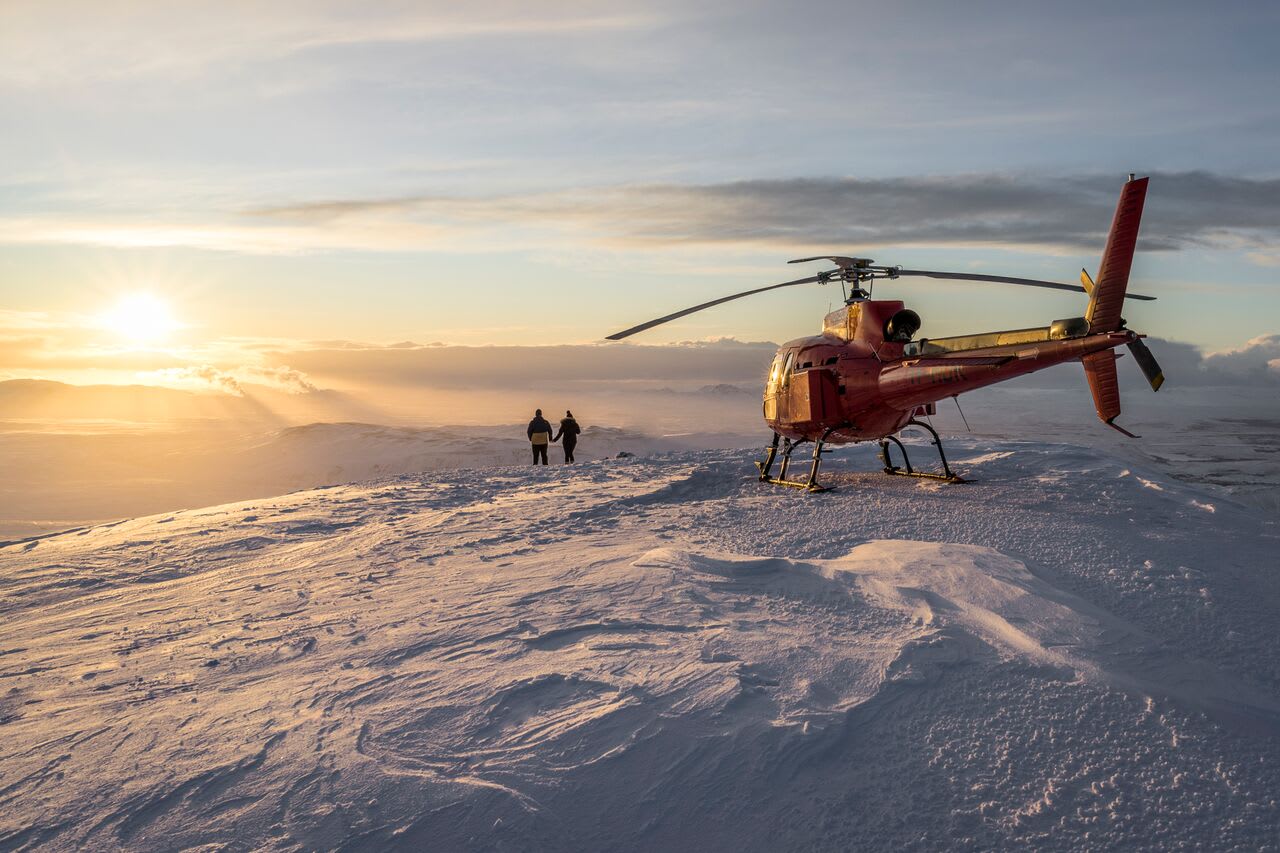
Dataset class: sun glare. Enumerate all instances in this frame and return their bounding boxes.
[101,293,181,346]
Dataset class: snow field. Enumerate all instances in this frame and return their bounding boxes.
[1,440,1278,850]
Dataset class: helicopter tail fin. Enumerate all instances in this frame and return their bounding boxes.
[1081,349,1137,437]
[1086,176,1148,333]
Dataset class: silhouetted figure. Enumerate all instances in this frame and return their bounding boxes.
[527,408,553,465]
[553,410,581,464]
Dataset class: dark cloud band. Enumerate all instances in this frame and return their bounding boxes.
[248,171,1280,253]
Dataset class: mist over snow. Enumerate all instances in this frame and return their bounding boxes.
[5,325,1280,538]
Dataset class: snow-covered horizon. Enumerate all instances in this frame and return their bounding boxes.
[3,377,1277,541]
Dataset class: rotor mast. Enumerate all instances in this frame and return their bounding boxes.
[788,256,902,303]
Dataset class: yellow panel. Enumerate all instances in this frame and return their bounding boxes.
[919,326,1050,355]
[1080,268,1095,296]
[822,304,861,340]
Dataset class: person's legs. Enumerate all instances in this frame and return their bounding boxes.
[564,441,575,463]
[537,445,549,465]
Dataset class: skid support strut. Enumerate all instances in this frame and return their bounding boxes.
[878,419,965,483]
[757,429,834,492]
[756,432,781,481]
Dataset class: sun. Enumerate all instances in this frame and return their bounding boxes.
[101,293,181,346]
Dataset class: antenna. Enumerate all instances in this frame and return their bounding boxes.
[953,395,971,432]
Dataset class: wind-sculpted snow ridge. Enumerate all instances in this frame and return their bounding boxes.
[1,440,1279,851]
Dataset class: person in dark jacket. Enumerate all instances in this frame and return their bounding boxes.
[552,410,581,464]
[527,409,553,465]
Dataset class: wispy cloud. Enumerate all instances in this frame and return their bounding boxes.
[260,339,780,390]
[0,2,659,85]
[0,216,465,255]
[135,364,317,396]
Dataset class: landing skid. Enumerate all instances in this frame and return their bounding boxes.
[878,419,966,483]
[756,420,964,493]
[756,430,834,492]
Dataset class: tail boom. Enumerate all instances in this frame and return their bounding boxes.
[878,331,1132,411]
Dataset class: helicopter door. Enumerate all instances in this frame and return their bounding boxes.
[797,368,840,424]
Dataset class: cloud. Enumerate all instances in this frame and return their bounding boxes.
[133,364,318,396]
[239,365,318,394]
[501,171,1280,253]
[1203,334,1280,381]
[1012,334,1280,391]
[9,171,1279,258]
[0,307,325,393]
[140,365,247,396]
[0,2,658,86]
[61,332,1280,406]
[260,339,780,390]
[0,309,74,331]
[7,320,1280,419]
[0,336,49,361]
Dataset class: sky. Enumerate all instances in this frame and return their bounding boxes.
[2,0,1279,396]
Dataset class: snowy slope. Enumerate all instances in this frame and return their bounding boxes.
[0,422,760,538]
[2,441,1279,851]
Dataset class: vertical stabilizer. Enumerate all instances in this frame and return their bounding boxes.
[1082,350,1136,437]
[1086,176,1148,333]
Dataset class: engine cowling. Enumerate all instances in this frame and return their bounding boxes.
[884,309,921,342]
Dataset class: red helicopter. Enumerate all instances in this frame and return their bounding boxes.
[607,175,1164,491]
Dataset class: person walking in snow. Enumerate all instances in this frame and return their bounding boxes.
[552,410,581,464]
[527,408,553,465]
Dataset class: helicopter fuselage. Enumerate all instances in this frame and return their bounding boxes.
[763,298,1136,443]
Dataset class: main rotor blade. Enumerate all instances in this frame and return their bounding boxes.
[788,255,873,268]
[894,269,1156,301]
[605,274,824,340]
[1127,337,1165,391]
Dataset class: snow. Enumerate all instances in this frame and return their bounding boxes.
[0,422,760,539]
[2,440,1279,850]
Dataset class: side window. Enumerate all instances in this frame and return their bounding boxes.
[780,351,795,387]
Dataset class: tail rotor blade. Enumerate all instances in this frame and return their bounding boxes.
[1127,337,1165,392]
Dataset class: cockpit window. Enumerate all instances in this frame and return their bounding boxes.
[768,353,784,387]
[780,352,795,387]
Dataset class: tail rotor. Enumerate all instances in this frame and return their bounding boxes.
[1127,337,1165,392]
[1081,264,1165,393]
